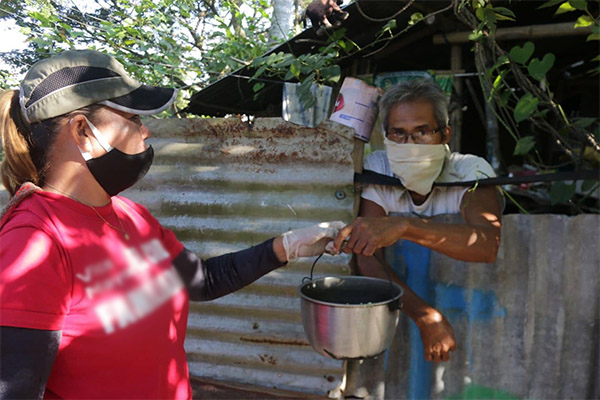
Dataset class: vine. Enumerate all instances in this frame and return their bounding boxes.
[250,0,599,211]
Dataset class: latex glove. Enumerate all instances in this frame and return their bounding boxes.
[281,221,345,261]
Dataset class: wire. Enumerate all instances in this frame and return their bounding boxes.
[355,0,415,22]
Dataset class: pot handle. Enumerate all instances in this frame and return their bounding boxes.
[302,253,325,283]
[388,298,403,311]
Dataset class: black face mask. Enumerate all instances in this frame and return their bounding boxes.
[86,146,154,196]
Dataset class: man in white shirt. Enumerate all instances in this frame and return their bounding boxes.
[332,79,503,363]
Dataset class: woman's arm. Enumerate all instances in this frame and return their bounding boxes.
[0,326,60,399]
[173,223,342,301]
[172,238,285,301]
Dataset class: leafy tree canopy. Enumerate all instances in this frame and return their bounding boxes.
[0,0,289,109]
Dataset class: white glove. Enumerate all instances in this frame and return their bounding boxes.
[281,221,346,261]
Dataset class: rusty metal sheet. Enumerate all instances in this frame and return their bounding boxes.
[124,117,356,395]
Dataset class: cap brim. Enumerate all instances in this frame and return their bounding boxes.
[98,85,178,115]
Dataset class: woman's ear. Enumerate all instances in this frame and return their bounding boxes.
[441,125,452,145]
[68,115,93,157]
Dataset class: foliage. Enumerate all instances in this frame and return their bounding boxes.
[454,0,599,210]
[248,1,450,110]
[0,0,275,112]
[249,28,351,108]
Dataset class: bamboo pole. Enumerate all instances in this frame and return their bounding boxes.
[433,22,593,45]
[449,44,463,153]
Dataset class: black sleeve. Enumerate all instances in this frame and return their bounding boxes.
[0,326,61,399]
[172,237,286,301]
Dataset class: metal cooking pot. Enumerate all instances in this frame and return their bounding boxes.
[298,276,403,360]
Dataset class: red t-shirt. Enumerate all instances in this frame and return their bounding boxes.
[0,190,190,399]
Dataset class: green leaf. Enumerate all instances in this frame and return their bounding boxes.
[514,93,539,123]
[555,2,577,14]
[409,12,423,26]
[527,53,555,81]
[573,117,597,127]
[537,0,565,9]
[509,41,535,65]
[284,69,295,81]
[513,136,536,155]
[486,55,509,77]
[475,7,485,21]
[493,7,516,21]
[568,0,587,10]
[300,72,316,90]
[482,7,497,30]
[489,70,508,101]
[468,30,484,41]
[532,109,551,118]
[252,65,267,80]
[330,28,347,41]
[575,15,594,28]
[252,82,264,92]
[321,65,341,83]
[549,181,576,204]
[300,64,314,76]
[290,62,301,79]
[497,90,511,107]
[383,19,397,31]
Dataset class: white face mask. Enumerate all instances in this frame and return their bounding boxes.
[384,136,450,196]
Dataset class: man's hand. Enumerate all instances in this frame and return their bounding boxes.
[414,308,457,362]
[331,217,408,256]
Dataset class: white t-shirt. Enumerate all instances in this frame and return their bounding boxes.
[361,150,497,217]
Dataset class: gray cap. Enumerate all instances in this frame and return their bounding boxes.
[19,49,178,124]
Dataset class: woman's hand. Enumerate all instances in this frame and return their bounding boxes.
[279,221,346,261]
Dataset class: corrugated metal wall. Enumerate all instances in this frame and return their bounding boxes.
[128,117,356,395]
[382,213,600,400]
[1,117,598,398]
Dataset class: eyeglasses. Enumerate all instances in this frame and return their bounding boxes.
[386,127,444,144]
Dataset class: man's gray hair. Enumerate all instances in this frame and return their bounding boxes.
[379,78,449,134]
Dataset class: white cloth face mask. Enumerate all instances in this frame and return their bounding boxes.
[384,136,450,196]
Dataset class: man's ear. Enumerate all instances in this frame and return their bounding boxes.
[441,125,452,145]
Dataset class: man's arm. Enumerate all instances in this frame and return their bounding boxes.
[355,199,457,362]
[334,186,502,263]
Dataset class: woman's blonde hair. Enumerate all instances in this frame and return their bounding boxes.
[0,90,102,197]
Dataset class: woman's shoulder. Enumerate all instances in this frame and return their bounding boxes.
[0,192,53,233]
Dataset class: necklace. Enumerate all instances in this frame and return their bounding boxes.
[45,182,130,240]
[88,204,130,240]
